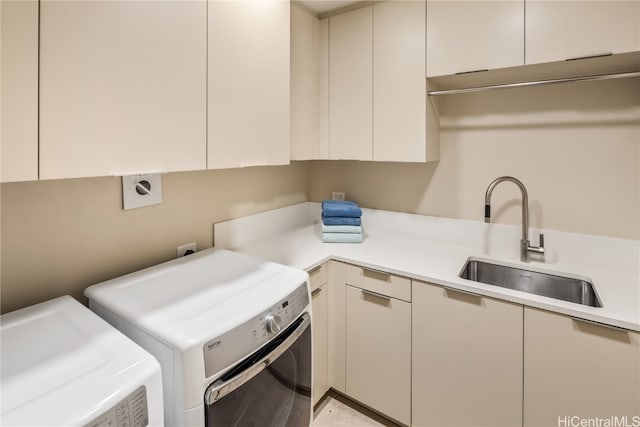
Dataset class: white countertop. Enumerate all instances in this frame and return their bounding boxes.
[214,203,640,332]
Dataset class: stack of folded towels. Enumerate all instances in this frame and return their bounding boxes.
[321,200,363,243]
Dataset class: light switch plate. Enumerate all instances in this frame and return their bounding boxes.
[122,174,162,210]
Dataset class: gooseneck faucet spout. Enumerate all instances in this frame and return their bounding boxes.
[484,176,545,262]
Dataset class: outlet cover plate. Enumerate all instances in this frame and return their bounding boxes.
[122,174,162,210]
[332,192,345,201]
[177,242,196,258]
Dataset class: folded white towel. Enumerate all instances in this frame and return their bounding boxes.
[322,232,363,243]
[322,224,362,234]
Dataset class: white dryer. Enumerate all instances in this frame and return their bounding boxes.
[0,295,164,426]
[85,248,311,427]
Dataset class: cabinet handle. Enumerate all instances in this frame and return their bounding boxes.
[444,286,482,299]
[565,52,612,62]
[455,69,489,75]
[361,289,391,301]
[308,265,322,275]
[571,317,629,333]
[361,266,391,278]
[311,288,322,297]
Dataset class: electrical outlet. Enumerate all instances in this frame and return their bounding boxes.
[177,242,196,258]
[332,192,345,201]
[122,174,162,210]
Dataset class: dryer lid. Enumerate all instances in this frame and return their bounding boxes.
[84,248,309,350]
[1,296,160,426]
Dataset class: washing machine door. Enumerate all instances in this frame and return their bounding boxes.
[204,313,312,427]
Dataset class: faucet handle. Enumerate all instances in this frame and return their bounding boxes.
[527,233,545,258]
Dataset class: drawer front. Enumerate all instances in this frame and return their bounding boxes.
[345,263,411,302]
[308,263,328,292]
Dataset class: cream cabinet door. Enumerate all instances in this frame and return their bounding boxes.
[208,0,290,169]
[40,1,207,180]
[311,283,329,406]
[1,0,38,182]
[329,6,373,160]
[426,0,524,76]
[345,284,411,425]
[290,5,329,161]
[526,1,640,65]
[374,1,437,163]
[327,260,347,394]
[524,308,640,426]
[412,281,523,427]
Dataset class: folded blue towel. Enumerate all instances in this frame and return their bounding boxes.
[322,232,363,243]
[322,224,362,234]
[322,205,362,218]
[322,216,361,226]
[322,200,358,209]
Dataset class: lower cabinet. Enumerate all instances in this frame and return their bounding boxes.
[320,262,638,427]
[311,282,329,406]
[345,283,411,425]
[412,281,523,427]
[524,307,640,426]
[310,264,329,406]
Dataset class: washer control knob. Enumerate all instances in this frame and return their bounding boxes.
[265,315,282,334]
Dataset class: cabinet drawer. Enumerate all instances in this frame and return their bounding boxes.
[345,263,410,302]
[308,263,328,292]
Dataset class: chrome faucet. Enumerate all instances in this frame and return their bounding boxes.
[484,176,545,262]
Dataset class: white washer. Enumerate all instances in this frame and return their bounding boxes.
[84,248,311,427]
[0,295,164,427]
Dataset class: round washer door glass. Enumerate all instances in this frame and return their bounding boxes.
[205,315,311,427]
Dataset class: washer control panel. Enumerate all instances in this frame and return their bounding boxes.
[203,282,309,378]
[84,386,148,427]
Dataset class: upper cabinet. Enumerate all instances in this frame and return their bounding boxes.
[290,4,329,161]
[39,1,207,180]
[374,1,438,162]
[327,1,438,163]
[426,0,524,76]
[329,7,373,161]
[1,0,38,183]
[208,0,290,169]
[426,0,640,78]
[526,1,640,65]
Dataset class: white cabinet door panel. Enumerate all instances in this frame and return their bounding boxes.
[346,284,411,425]
[40,1,207,179]
[526,1,640,65]
[208,0,290,169]
[329,7,372,160]
[311,283,328,405]
[524,307,640,426]
[1,0,38,182]
[373,1,427,162]
[426,0,524,76]
[412,281,523,427]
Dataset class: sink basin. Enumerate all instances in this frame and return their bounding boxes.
[459,258,602,307]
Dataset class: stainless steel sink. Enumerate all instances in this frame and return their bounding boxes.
[459,259,602,307]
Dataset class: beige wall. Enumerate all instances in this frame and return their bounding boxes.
[0,164,308,313]
[310,77,640,240]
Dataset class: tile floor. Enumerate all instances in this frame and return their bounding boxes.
[312,393,399,427]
